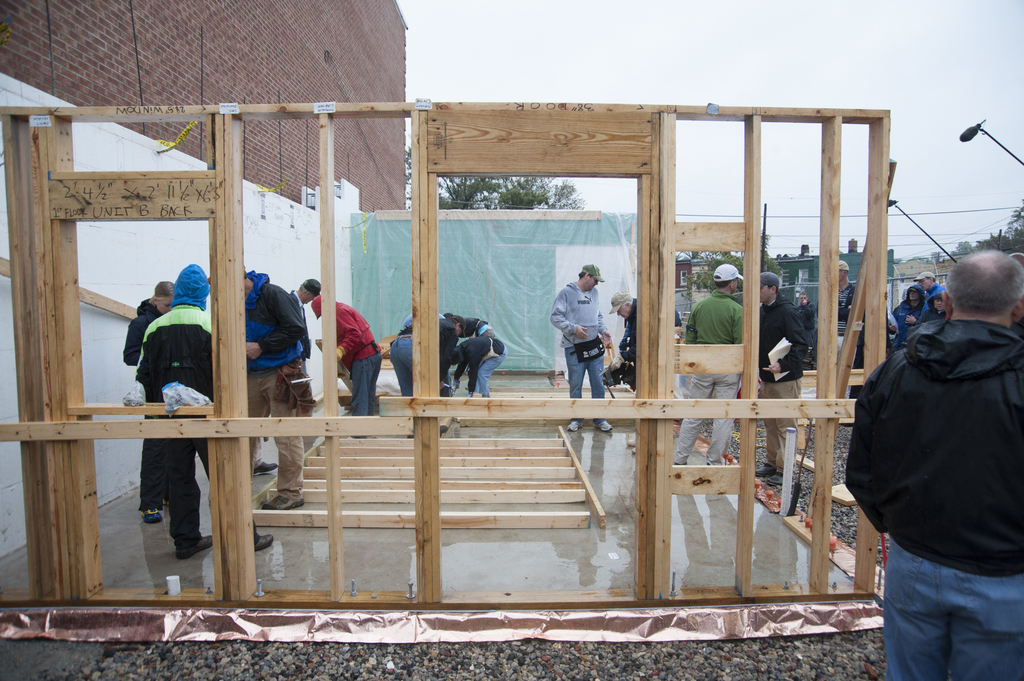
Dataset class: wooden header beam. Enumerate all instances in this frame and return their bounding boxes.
[0,103,889,126]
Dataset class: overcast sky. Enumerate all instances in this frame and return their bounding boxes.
[401,0,1023,261]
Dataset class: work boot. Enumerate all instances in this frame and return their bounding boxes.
[755,464,778,477]
[175,535,213,560]
[766,473,785,486]
[254,533,274,551]
[253,461,279,475]
[261,495,304,511]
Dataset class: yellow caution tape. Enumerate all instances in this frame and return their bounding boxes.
[255,177,289,193]
[0,22,11,49]
[156,121,197,153]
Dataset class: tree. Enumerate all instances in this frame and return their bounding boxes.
[688,236,782,292]
[438,177,585,210]
[953,241,975,257]
[970,200,1024,252]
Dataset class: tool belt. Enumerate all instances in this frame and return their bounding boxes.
[273,359,316,417]
[572,335,605,363]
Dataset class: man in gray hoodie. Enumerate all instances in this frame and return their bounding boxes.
[550,264,613,432]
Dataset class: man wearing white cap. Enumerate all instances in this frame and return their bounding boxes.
[673,264,744,465]
[914,270,945,307]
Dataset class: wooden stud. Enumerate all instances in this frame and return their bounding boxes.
[668,465,741,496]
[674,222,746,252]
[3,114,57,599]
[47,117,103,600]
[298,489,587,504]
[675,344,744,374]
[317,112,345,602]
[809,117,842,595]
[734,114,762,598]
[411,110,442,603]
[208,113,256,601]
[425,110,653,176]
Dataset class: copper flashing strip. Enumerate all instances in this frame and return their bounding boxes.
[1,602,881,643]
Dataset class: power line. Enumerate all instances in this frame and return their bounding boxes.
[675,206,1017,219]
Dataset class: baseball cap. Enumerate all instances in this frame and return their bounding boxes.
[301,278,321,296]
[713,264,743,282]
[837,261,850,271]
[914,271,934,281]
[609,291,632,313]
[581,264,605,282]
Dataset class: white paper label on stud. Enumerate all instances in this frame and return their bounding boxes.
[29,115,52,127]
[414,98,432,110]
[219,103,240,114]
[314,101,336,114]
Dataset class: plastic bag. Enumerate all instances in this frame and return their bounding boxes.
[161,381,212,415]
[122,381,146,407]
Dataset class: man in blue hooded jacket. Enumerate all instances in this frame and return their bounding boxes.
[138,265,273,559]
[244,270,308,511]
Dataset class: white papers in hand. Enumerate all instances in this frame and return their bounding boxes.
[769,337,792,381]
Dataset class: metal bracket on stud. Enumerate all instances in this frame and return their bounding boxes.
[831,582,838,591]
[254,579,265,597]
[406,581,416,600]
[350,580,358,597]
[206,587,213,595]
[669,571,678,598]
[783,581,790,590]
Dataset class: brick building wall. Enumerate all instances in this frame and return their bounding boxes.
[0,0,406,210]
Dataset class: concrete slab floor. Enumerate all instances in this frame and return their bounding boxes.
[0,374,849,598]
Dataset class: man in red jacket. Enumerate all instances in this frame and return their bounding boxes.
[312,296,381,416]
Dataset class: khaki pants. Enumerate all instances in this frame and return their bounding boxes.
[761,378,802,470]
[248,372,304,500]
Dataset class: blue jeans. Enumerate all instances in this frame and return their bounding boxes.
[884,539,1024,680]
[350,352,382,416]
[390,336,413,397]
[563,346,608,427]
[473,346,507,397]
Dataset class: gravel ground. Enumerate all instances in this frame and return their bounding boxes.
[6,630,885,680]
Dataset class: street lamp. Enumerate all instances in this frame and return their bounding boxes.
[960,120,1024,168]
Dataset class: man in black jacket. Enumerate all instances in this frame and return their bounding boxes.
[138,265,273,559]
[756,272,808,486]
[846,251,1024,679]
[451,336,507,397]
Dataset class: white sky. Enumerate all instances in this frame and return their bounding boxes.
[401,0,1023,261]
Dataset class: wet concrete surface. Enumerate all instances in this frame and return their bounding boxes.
[0,374,848,597]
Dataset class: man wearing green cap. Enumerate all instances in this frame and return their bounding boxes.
[550,264,613,432]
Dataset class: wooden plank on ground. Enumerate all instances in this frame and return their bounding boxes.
[331,438,562,449]
[312,446,568,458]
[304,466,578,480]
[832,484,856,507]
[253,510,590,530]
[303,479,583,491]
[558,426,606,529]
[299,489,586,504]
[308,456,572,468]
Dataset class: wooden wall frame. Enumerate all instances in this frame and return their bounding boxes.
[0,102,889,612]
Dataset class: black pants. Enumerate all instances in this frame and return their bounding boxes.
[166,437,261,550]
[138,437,168,511]
[166,437,210,550]
[848,342,865,400]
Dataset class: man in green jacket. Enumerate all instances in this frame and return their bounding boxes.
[673,264,744,465]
